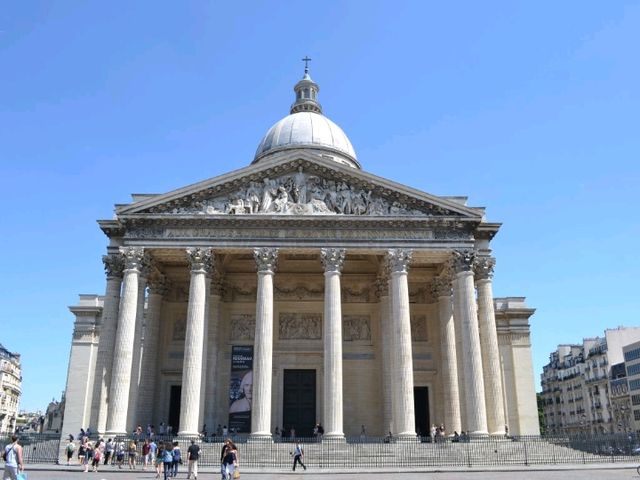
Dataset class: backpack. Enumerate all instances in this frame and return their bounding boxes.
[67,443,75,454]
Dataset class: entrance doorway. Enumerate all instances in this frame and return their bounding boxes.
[168,385,181,433]
[414,386,430,438]
[283,369,316,438]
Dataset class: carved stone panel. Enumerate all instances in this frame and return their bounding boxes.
[279,313,322,340]
[411,315,428,342]
[341,284,371,303]
[275,283,323,301]
[172,318,186,341]
[343,315,372,342]
[230,314,256,341]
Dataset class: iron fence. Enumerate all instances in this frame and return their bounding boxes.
[3,432,640,468]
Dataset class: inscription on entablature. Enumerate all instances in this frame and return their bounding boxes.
[411,315,428,342]
[230,314,255,341]
[124,226,447,242]
[279,313,322,340]
[343,315,372,342]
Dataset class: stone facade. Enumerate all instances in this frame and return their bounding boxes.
[0,344,21,433]
[60,70,540,441]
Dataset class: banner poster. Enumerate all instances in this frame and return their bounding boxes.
[228,345,253,434]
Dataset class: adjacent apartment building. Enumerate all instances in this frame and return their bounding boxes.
[0,344,21,433]
[540,327,640,435]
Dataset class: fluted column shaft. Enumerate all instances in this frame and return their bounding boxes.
[127,273,148,431]
[321,248,346,438]
[452,279,467,430]
[453,250,488,436]
[179,248,212,436]
[475,257,506,435]
[433,277,461,435]
[204,279,223,429]
[198,274,212,430]
[106,247,145,436]
[387,249,416,438]
[90,254,124,434]
[251,248,278,439]
[137,276,165,427]
[377,274,393,434]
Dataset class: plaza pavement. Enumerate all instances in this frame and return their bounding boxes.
[16,463,640,479]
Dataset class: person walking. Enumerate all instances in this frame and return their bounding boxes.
[128,440,137,469]
[221,440,238,480]
[187,439,200,480]
[3,435,24,480]
[292,442,306,471]
[142,439,151,470]
[161,442,174,480]
[103,438,114,465]
[65,437,75,465]
[171,441,182,477]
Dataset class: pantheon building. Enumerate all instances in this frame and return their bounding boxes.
[62,67,539,441]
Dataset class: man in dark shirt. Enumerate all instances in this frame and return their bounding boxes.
[187,439,200,480]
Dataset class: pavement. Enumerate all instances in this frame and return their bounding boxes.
[12,463,640,479]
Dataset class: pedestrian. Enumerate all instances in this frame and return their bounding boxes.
[187,439,200,480]
[3,435,24,480]
[142,438,151,470]
[161,442,174,480]
[116,440,125,468]
[171,440,182,477]
[149,438,158,468]
[104,438,114,465]
[317,423,324,437]
[77,437,86,466]
[221,440,238,480]
[222,425,228,437]
[292,441,306,471]
[91,440,103,472]
[360,424,366,439]
[155,443,165,479]
[430,424,436,443]
[128,440,137,469]
[83,440,93,473]
[65,437,75,465]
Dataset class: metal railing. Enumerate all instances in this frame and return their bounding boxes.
[4,432,640,468]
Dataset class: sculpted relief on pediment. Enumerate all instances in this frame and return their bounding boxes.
[147,167,456,217]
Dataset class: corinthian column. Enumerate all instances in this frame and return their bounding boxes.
[204,273,223,429]
[432,274,461,436]
[452,250,488,436]
[376,269,393,434]
[127,261,149,431]
[179,248,213,436]
[321,248,346,439]
[251,247,278,440]
[90,254,124,434]
[106,247,146,436]
[475,257,506,435]
[387,249,416,439]
[137,274,166,427]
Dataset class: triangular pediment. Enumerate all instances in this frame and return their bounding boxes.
[116,152,483,219]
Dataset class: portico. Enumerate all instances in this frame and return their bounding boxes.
[61,68,540,443]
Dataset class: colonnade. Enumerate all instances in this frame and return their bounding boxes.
[91,246,506,439]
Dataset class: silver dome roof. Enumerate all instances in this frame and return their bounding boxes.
[253,112,358,167]
[253,67,359,169]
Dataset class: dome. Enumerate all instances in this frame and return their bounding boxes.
[252,65,360,169]
[253,112,359,168]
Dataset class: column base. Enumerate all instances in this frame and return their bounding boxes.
[468,430,490,439]
[105,430,127,438]
[395,433,419,443]
[322,433,345,443]
[177,431,200,437]
[248,433,273,443]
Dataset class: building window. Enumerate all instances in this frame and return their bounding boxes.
[634,409,640,421]
[625,347,640,362]
[629,379,640,391]
[632,394,640,406]
[627,362,640,376]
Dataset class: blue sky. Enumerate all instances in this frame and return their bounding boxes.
[1,2,638,412]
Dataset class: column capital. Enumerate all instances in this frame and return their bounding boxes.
[452,249,475,274]
[254,247,278,274]
[186,247,214,274]
[386,249,412,274]
[474,256,496,281]
[320,248,346,273]
[432,276,452,298]
[102,254,124,279]
[147,274,169,296]
[119,247,146,272]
